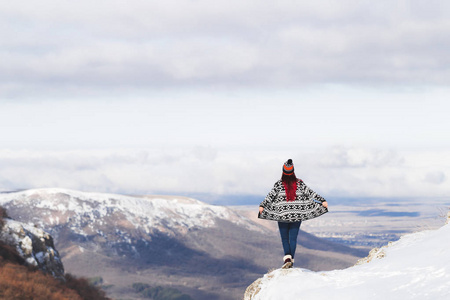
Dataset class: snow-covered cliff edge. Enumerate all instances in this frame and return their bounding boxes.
[0,218,65,280]
[245,211,450,300]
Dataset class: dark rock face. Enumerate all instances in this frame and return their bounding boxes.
[0,218,65,280]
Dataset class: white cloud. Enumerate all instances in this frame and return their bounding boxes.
[424,171,446,185]
[318,147,404,168]
[1,1,449,200]
[2,1,450,98]
[0,147,449,199]
[286,147,450,198]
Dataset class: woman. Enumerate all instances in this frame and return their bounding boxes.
[258,159,328,269]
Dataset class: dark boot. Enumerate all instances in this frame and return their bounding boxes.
[282,255,293,269]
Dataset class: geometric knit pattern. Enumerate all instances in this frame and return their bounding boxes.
[258,179,328,223]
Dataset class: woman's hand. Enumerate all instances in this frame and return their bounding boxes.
[322,201,328,208]
[259,206,264,213]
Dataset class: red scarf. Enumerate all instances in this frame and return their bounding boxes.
[283,180,297,202]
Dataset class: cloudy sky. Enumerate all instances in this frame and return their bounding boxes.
[1,1,449,202]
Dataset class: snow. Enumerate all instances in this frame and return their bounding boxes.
[21,235,33,255]
[249,220,450,300]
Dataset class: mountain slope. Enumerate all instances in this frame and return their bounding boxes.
[0,207,109,300]
[0,189,262,236]
[245,212,450,300]
[0,188,364,300]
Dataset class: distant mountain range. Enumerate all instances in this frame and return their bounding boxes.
[0,188,366,300]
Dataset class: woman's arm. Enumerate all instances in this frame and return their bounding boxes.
[302,181,328,208]
[259,181,280,211]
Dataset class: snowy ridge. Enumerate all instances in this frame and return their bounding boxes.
[245,215,450,300]
[0,188,262,238]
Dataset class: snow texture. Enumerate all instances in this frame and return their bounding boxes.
[245,216,450,300]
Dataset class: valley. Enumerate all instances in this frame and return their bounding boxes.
[2,190,446,300]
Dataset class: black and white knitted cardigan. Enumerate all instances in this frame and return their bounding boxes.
[258,179,328,223]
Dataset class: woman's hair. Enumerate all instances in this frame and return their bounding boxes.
[281,172,297,184]
[282,172,298,201]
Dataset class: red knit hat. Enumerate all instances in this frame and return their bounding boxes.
[283,159,294,175]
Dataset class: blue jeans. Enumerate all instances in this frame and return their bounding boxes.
[278,221,301,258]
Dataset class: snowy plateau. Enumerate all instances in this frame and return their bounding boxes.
[245,212,450,300]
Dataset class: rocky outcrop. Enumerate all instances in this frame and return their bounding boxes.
[244,275,264,300]
[244,269,292,300]
[0,218,65,280]
[354,243,389,265]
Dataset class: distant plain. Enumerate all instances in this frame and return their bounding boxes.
[233,197,450,251]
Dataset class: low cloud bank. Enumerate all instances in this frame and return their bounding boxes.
[0,147,447,201]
